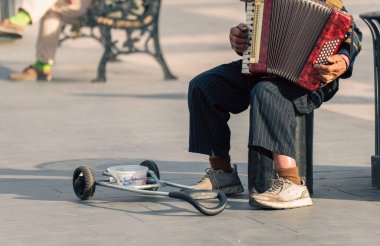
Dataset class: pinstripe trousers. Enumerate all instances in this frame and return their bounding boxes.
[188,60,338,159]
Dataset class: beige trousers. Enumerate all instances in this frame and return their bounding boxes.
[18,0,92,64]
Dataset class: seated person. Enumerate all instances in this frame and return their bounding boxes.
[187,0,362,209]
[0,0,91,81]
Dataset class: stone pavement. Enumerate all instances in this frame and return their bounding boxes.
[0,0,379,245]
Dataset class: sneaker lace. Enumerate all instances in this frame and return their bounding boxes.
[196,168,221,190]
[267,177,285,192]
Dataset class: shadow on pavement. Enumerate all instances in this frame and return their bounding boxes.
[0,66,15,80]
[72,92,187,100]
[0,158,379,216]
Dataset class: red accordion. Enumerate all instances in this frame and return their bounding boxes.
[241,0,352,91]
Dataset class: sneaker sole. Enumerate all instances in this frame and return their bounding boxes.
[220,184,244,195]
[0,29,24,38]
[0,32,22,40]
[249,197,313,209]
[9,74,52,82]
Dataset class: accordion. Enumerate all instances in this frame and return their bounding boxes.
[242,0,352,91]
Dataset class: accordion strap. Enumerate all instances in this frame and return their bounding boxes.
[349,23,355,61]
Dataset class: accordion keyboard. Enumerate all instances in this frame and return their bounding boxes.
[242,1,254,74]
[242,1,264,74]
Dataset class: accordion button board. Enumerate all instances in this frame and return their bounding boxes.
[241,0,352,91]
[314,39,341,65]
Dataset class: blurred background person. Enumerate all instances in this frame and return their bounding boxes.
[0,0,91,81]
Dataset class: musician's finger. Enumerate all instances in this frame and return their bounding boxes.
[233,43,249,53]
[322,61,347,75]
[327,55,343,64]
[230,37,248,52]
[318,65,340,80]
[319,74,335,84]
[319,70,339,80]
[230,26,248,38]
[315,64,334,73]
[231,31,248,40]
[330,56,348,73]
[232,24,248,34]
[230,35,248,48]
[236,23,248,32]
[230,32,248,43]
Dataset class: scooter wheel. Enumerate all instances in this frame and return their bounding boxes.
[140,160,160,191]
[73,166,96,200]
[140,160,160,179]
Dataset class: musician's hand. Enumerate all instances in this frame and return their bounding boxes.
[230,23,249,55]
[314,55,348,84]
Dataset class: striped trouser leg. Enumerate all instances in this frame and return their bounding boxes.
[188,67,252,157]
[249,81,297,159]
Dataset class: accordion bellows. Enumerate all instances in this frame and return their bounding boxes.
[242,0,352,91]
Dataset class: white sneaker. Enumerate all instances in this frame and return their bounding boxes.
[249,176,312,209]
[191,164,244,195]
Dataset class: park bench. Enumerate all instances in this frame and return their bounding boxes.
[60,0,177,82]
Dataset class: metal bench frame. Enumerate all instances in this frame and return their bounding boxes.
[360,11,380,188]
[60,0,177,82]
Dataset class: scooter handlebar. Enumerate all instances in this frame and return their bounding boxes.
[168,190,227,216]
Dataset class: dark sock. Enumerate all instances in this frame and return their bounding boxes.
[277,167,301,185]
[209,156,233,173]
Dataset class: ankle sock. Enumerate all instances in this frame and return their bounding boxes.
[209,156,233,173]
[34,61,51,74]
[9,10,31,26]
[277,167,301,185]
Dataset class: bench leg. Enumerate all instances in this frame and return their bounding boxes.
[93,26,112,82]
[152,27,177,80]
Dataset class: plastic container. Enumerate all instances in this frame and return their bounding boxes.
[107,165,148,187]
